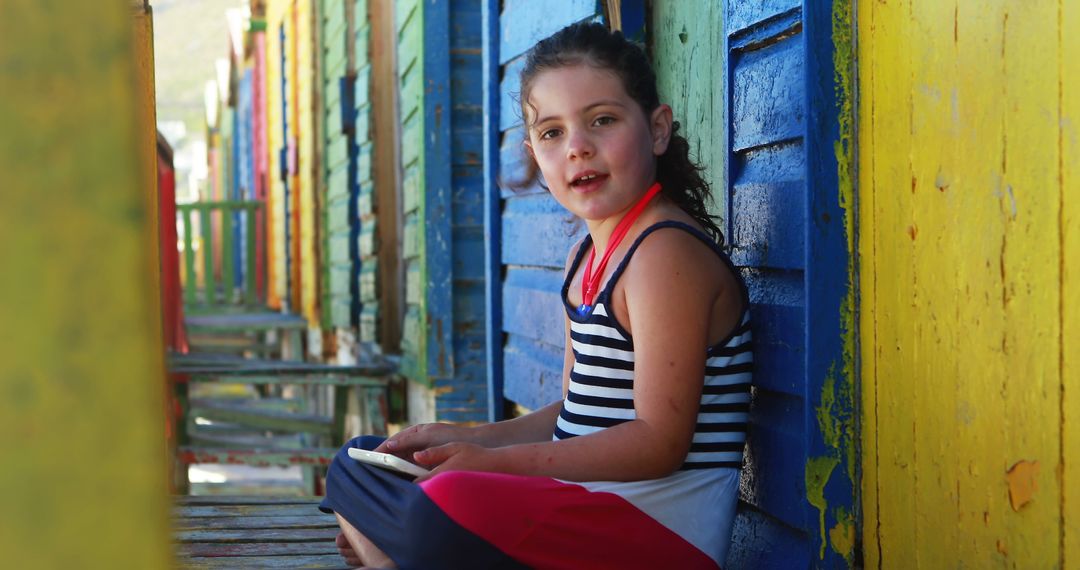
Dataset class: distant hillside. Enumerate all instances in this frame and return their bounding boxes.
[152,0,235,140]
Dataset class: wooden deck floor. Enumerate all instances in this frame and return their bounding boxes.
[174,496,348,569]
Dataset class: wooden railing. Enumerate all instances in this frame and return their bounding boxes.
[177,200,263,310]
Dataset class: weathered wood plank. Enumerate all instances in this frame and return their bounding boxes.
[176,496,320,506]
[501,334,563,411]
[177,541,337,558]
[177,541,336,557]
[501,267,565,347]
[185,312,309,332]
[731,35,804,152]
[188,402,334,435]
[497,0,595,64]
[727,506,809,569]
[1064,1,1080,565]
[177,554,347,569]
[176,528,337,543]
[174,515,334,531]
[730,143,806,270]
[482,0,503,421]
[500,193,586,269]
[184,370,392,384]
[652,0,726,221]
[726,0,799,34]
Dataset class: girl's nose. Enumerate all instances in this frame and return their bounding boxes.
[566,130,594,160]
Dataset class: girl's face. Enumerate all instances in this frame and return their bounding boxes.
[525,64,672,223]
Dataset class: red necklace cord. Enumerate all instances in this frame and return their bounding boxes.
[579,182,662,314]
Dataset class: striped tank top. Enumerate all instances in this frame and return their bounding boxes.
[553,221,753,469]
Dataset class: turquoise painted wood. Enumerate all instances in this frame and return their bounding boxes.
[651,2,727,223]
[721,2,857,568]
[397,0,427,382]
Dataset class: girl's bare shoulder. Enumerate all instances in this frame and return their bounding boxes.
[623,224,736,300]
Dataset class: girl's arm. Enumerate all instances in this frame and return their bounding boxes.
[416,230,742,482]
[376,402,561,457]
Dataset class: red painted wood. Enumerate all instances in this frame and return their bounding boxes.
[157,132,189,353]
[253,30,268,302]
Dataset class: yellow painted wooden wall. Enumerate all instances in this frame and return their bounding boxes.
[0,1,171,567]
[266,0,288,310]
[858,0,1078,566]
[297,0,320,327]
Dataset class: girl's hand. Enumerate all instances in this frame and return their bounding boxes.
[374,422,470,458]
[411,442,500,483]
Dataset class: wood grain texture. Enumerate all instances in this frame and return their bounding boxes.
[320,0,357,329]
[265,0,287,310]
[860,0,1071,566]
[173,497,346,569]
[481,0,504,420]
[0,2,171,566]
[1065,0,1080,565]
[723,3,815,564]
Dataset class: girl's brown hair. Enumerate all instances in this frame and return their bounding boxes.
[515,21,723,242]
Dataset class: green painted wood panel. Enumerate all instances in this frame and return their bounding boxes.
[395,0,425,384]
[354,0,380,343]
[321,0,355,328]
[651,2,727,223]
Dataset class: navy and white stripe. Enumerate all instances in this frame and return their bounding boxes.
[554,221,753,470]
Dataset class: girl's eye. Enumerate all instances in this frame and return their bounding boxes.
[593,116,616,126]
[539,128,561,140]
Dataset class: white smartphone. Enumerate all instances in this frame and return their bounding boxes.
[347,448,430,479]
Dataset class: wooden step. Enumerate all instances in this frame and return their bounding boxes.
[172,496,345,569]
[187,430,306,449]
[188,399,333,435]
[184,311,309,333]
[178,447,338,467]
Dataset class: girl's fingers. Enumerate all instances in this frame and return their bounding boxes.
[413,442,459,466]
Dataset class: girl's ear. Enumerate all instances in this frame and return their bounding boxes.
[650,104,674,156]
[522,139,535,160]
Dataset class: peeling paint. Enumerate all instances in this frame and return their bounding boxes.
[832,0,858,488]
[829,519,856,559]
[807,455,840,559]
[1006,459,1040,511]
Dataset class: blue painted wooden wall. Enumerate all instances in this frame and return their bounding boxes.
[723,2,856,568]
[484,0,600,415]
[233,71,255,292]
[438,0,488,421]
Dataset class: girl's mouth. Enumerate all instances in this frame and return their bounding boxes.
[569,173,608,192]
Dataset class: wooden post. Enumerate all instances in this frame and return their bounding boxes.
[0,1,171,567]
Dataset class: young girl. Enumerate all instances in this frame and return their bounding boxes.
[320,22,752,570]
